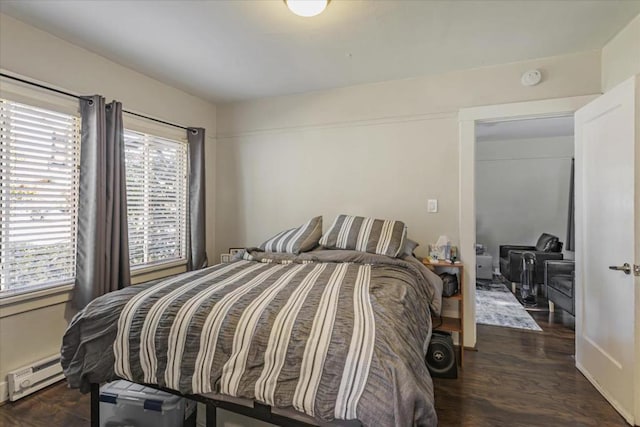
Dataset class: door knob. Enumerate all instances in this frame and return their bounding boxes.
[609,263,632,274]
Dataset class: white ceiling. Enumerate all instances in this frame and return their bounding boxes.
[476,115,574,142]
[1,1,639,103]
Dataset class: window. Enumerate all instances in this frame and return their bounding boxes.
[0,98,81,293]
[124,130,188,269]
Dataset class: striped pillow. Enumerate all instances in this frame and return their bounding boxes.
[259,216,323,254]
[319,214,407,257]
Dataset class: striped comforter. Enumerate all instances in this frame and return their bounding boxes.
[62,249,442,426]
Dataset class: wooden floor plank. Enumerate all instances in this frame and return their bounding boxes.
[434,311,626,426]
[0,311,626,426]
[0,386,89,427]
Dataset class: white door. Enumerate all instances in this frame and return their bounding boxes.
[575,75,639,425]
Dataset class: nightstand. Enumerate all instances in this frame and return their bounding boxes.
[422,258,464,366]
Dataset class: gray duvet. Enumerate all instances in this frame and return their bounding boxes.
[61,249,442,426]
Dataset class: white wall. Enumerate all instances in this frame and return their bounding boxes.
[476,136,574,267]
[602,13,640,92]
[216,113,459,254]
[216,50,600,257]
[0,13,217,401]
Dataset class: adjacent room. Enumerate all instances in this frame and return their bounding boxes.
[0,1,639,426]
[475,116,576,332]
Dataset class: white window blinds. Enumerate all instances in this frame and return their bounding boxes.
[124,130,188,269]
[0,98,81,293]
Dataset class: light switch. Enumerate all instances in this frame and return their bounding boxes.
[427,199,438,213]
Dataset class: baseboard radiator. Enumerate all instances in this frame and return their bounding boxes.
[7,354,64,401]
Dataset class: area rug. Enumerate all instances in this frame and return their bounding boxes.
[475,282,543,331]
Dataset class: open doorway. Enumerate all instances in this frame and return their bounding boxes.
[458,86,637,425]
[474,115,576,332]
[458,94,594,348]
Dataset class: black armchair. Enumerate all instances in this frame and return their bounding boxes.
[499,233,564,287]
[544,260,575,315]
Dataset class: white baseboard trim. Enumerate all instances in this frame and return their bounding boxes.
[0,380,8,404]
[575,361,634,425]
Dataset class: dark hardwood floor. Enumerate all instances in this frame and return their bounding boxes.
[0,379,90,427]
[0,311,626,426]
[434,311,627,426]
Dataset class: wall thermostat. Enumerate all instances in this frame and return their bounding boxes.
[521,69,542,86]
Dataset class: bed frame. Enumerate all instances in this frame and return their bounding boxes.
[90,381,347,427]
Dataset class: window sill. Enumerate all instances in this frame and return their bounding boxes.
[0,282,74,306]
[0,283,74,318]
[131,259,187,276]
[0,260,188,318]
[131,259,188,285]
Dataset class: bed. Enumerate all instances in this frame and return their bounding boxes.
[62,220,443,426]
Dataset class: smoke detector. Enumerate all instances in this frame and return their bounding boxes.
[521,69,542,86]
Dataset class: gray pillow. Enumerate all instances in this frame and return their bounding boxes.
[402,238,419,257]
[259,216,323,254]
[319,214,407,257]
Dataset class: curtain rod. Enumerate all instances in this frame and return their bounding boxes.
[0,72,189,131]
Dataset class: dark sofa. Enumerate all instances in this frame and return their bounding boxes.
[544,260,575,315]
[499,233,564,287]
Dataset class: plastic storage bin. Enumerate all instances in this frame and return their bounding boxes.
[100,380,195,427]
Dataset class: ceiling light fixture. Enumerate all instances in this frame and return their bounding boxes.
[285,0,328,17]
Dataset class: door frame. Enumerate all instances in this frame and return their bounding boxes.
[458,94,597,348]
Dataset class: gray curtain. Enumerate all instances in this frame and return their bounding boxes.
[187,127,208,270]
[73,96,131,308]
[566,158,575,251]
